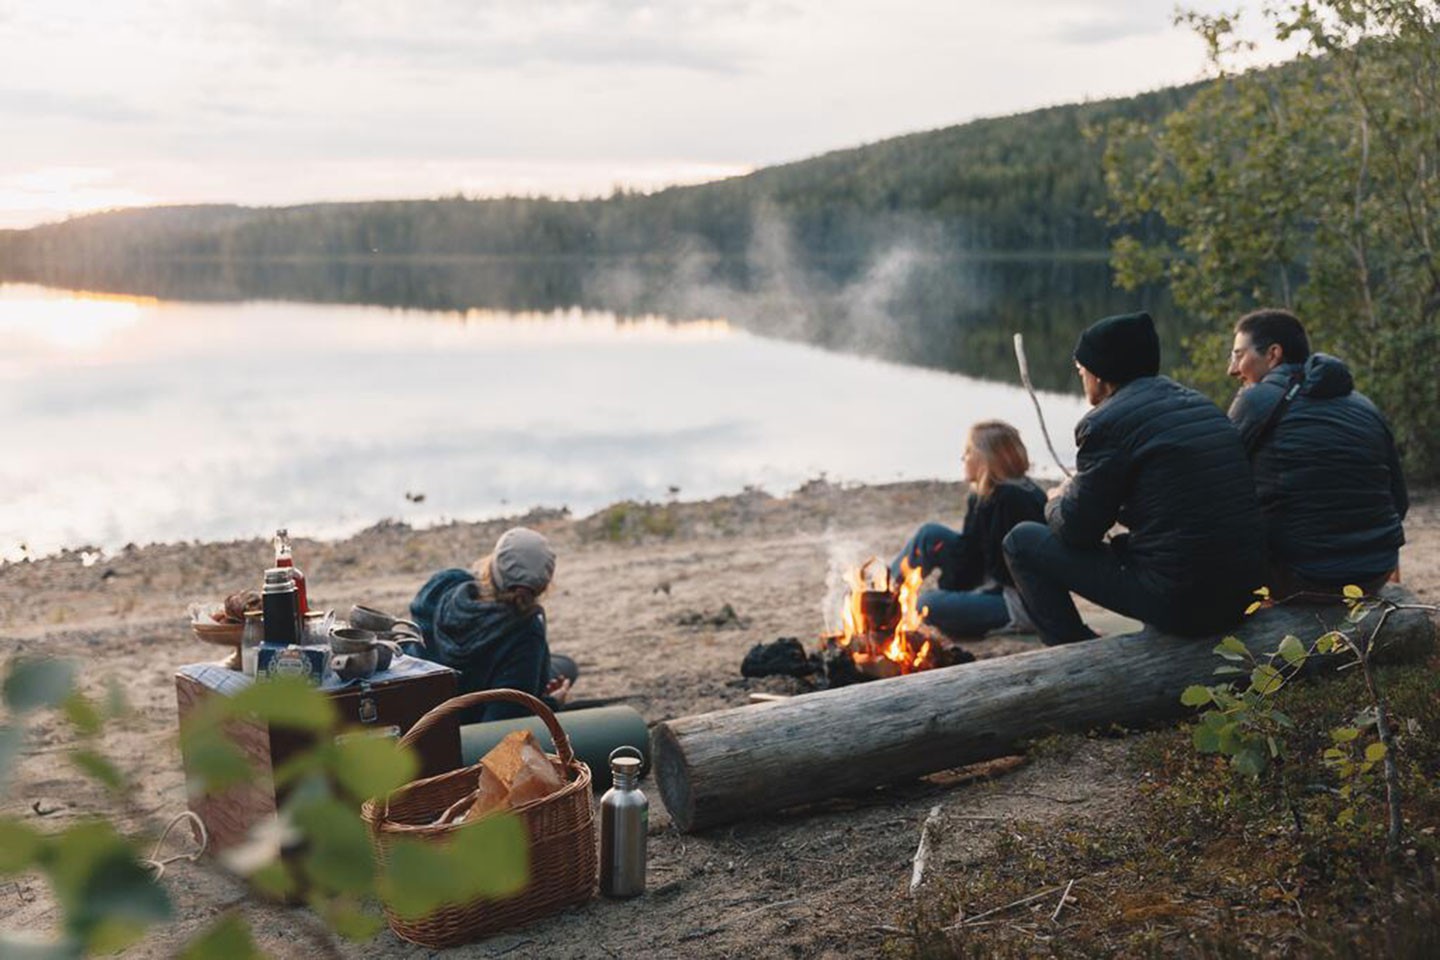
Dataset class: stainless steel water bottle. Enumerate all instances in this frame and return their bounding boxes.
[599,746,647,898]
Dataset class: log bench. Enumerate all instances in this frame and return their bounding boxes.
[652,586,1436,833]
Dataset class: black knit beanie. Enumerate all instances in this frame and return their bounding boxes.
[1073,311,1160,385]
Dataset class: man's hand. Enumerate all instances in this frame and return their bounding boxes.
[545,676,573,705]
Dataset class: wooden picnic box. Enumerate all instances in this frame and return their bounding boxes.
[175,657,461,853]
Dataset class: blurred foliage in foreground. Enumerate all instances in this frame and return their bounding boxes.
[0,659,526,957]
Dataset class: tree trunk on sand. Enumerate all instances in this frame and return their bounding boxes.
[651,586,1435,833]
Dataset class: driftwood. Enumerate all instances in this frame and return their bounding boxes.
[652,586,1435,833]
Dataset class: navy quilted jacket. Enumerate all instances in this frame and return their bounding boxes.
[1228,354,1407,574]
[1047,376,1265,628]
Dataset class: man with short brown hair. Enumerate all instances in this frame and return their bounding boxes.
[1227,308,1407,595]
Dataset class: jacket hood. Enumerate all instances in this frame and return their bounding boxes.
[1300,353,1353,399]
[411,568,540,666]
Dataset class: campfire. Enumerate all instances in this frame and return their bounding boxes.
[741,557,973,690]
[823,557,944,680]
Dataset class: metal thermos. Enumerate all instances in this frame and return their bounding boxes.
[599,746,647,898]
[261,566,301,646]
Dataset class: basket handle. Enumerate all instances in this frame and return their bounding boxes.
[399,688,576,770]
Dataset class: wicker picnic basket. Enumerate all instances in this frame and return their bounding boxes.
[361,689,596,947]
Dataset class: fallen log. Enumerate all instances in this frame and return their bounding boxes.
[652,586,1435,832]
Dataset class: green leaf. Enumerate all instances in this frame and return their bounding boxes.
[46,822,171,949]
[1337,807,1356,827]
[178,726,254,795]
[1365,742,1387,763]
[1316,632,1338,654]
[378,814,528,920]
[1216,636,1250,658]
[62,693,103,738]
[289,798,374,897]
[329,735,419,803]
[1192,724,1222,753]
[4,658,76,713]
[1277,635,1306,666]
[1213,665,1247,676]
[1253,586,1270,598]
[1347,603,1373,624]
[179,914,263,960]
[1270,709,1294,728]
[446,814,529,898]
[1233,744,1269,777]
[0,818,41,873]
[247,861,296,901]
[1342,584,1364,600]
[69,750,126,793]
[1267,736,1280,758]
[1244,600,1264,616]
[1331,726,1361,743]
[314,897,385,941]
[1250,664,1284,695]
[228,677,336,732]
[1180,685,1214,707]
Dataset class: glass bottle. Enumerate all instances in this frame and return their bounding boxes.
[273,529,308,614]
[240,610,264,678]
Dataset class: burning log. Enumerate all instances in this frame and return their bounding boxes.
[654,586,1435,833]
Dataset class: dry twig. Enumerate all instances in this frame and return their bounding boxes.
[909,804,943,896]
[1050,878,1076,922]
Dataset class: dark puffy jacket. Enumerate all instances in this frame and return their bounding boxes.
[1048,376,1265,625]
[1228,353,1407,574]
[409,568,555,724]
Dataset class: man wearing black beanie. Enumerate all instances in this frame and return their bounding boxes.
[1002,312,1266,643]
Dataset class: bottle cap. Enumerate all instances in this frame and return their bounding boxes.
[263,567,296,592]
[609,745,644,777]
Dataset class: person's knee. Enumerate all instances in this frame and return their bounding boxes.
[1003,521,1049,561]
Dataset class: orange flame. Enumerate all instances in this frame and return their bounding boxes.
[836,557,934,674]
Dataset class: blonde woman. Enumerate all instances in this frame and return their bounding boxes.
[889,420,1045,638]
[409,527,576,724]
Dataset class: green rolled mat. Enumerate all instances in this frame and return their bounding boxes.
[459,705,649,791]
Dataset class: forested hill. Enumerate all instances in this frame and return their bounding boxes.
[0,82,1199,270]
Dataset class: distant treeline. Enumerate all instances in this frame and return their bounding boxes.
[0,84,1198,278]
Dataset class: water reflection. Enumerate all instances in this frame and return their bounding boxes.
[0,285,1087,558]
[0,254,1175,391]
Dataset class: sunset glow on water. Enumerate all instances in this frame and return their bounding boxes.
[0,284,1084,559]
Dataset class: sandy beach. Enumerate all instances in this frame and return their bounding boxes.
[2,479,1436,958]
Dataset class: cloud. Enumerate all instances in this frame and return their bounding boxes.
[198,0,788,74]
[0,88,153,124]
[1024,0,1172,46]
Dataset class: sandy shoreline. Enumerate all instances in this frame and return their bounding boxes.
[2,479,1436,957]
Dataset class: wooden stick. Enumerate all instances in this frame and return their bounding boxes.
[948,884,1064,928]
[908,804,943,896]
[1050,878,1076,921]
[1013,333,1073,478]
[747,692,792,704]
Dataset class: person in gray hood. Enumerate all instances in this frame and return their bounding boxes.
[1227,309,1407,595]
[409,527,577,724]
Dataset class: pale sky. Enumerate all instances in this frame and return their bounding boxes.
[0,0,1293,229]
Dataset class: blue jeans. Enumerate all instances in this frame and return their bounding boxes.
[891,523,1012,638]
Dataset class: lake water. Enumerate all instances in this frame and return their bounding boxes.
[0,281,1095,559]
